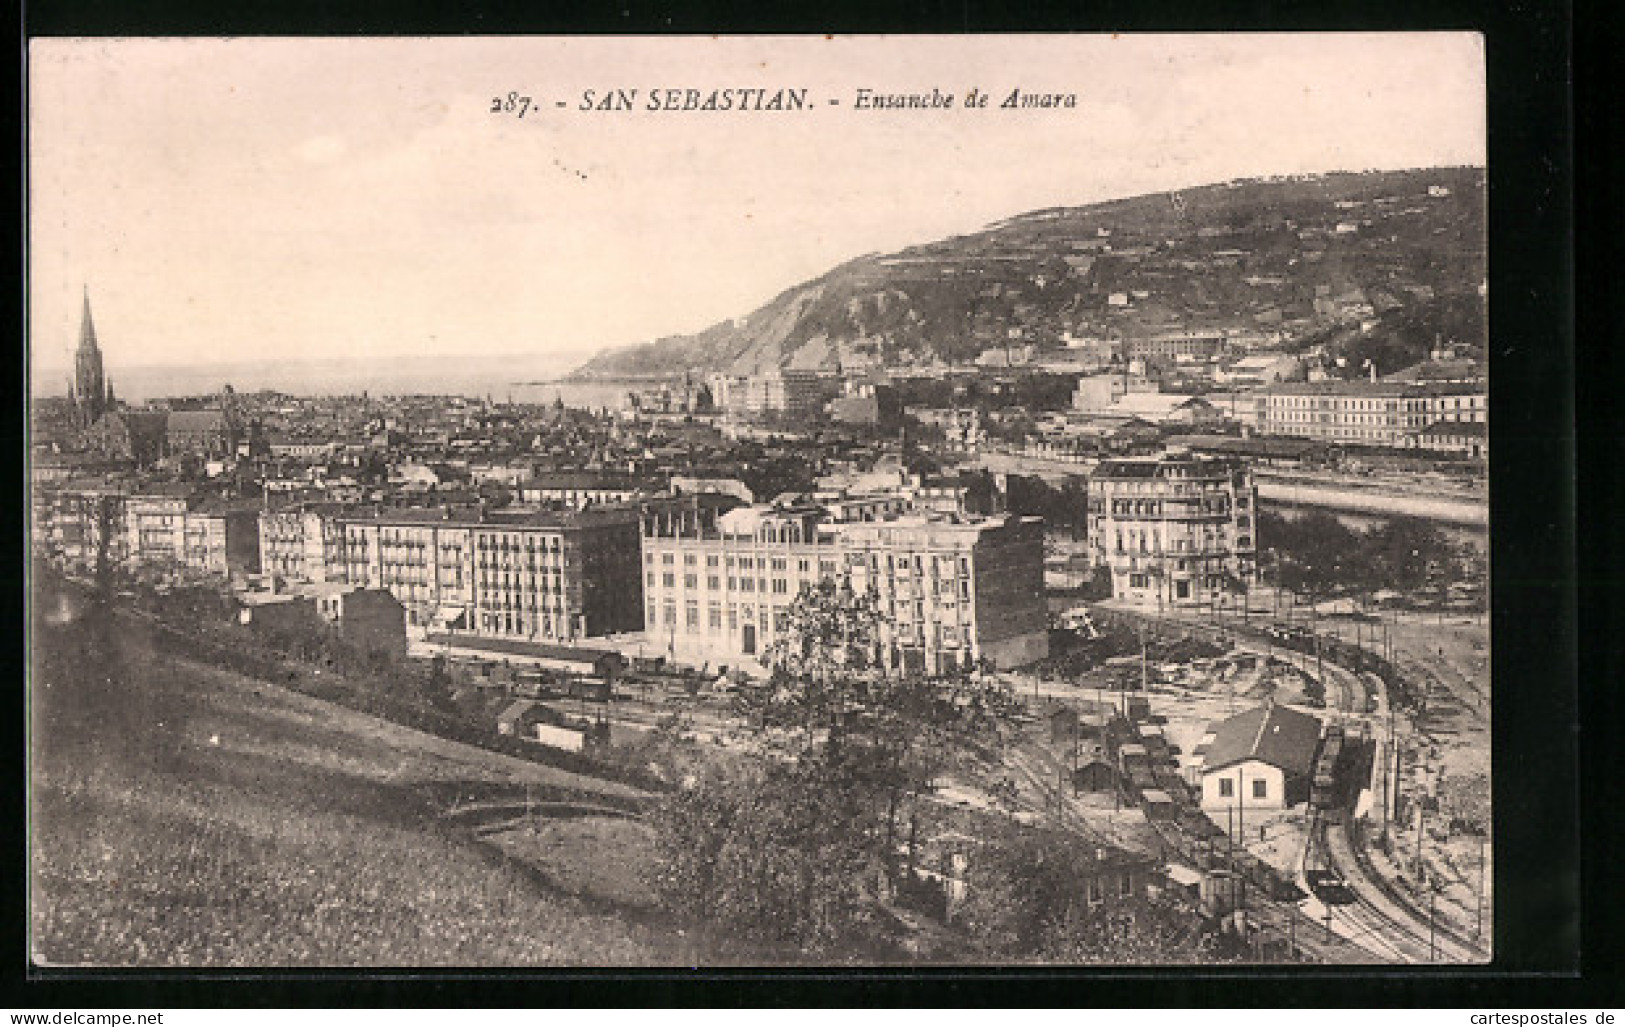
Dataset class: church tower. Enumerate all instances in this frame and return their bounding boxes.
[74,287,108,426]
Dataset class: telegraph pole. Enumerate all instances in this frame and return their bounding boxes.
[1476,831,1487,940]
[1428,878,1438,962]
[1237,768,1245,863]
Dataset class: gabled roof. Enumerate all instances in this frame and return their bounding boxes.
[497,699,541,727]
[1108,392,1217,418]
[1201,702,1322,778]
[167,409,232,432]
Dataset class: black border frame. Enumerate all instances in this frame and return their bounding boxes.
[6,0,1586,1009]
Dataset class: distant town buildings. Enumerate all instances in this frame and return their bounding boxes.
[32,483,261,579]
[709,369,840,422]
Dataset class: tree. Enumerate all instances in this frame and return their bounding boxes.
[1257,508,1359,595]
[647,756,891,957]
[954,823,1228,963]
[1038,896,1233,964]
[420,654,456,712]
[700,577,1019,926]
[1359,516,1454,594]
[760,578,886,736]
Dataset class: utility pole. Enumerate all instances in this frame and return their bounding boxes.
[1476,831,1487,940]
[1237,768,1245,863]
[1428,878,1438,962]
[1134,619,1146,720]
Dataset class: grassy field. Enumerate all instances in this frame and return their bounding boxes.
[29,584,710,967]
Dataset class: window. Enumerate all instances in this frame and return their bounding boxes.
[684,574,697,590]
[662,572,675,588]
[1252,779,1267,799]
[707,575,720,591]
[1219,778,1234,798]
[1130,573,1148,588]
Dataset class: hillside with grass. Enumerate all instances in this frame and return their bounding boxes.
[569,167,1485,380]
[28,576,708,967]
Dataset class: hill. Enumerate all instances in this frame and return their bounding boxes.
[569,167,1486,380]
[28,577,706,966]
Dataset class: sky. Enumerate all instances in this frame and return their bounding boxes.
[29,33,1485,386]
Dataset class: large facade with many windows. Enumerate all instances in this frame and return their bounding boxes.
[1252,381,1486,446]
[639,496,1048,675]
[1087,456,1257,608]
[262,505,644,643]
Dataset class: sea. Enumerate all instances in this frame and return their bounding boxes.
[28,354,647,411]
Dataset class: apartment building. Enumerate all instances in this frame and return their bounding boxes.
[1126,331,1230,366]
[1253,381,1487,446]
[518,471,652,509]
[31,484,129,571]
[1087,456,1258,608]
[263,505,644,644]
[639,495,1048,675]
[710,369,839,421]
[258,504,345,583]
[121,490,261,577]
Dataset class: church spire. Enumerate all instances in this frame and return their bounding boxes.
[78,285,98,354]
[74,286,107,425]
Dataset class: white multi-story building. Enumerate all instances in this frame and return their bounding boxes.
[1087,456,1258,608]
[259,505,644,643]
[122,491,260,578]
[259,505,344,584]
[1252,381,1486,447]
[639,496,1048,676]
[709,369,839,421]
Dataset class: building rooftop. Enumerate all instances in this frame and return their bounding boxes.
[1093,455,1240,480]
[1257,379,1485,398]
[1418,420,1489,438]
[424,634,623,665]
[167,409,232,432]
[1201,701,1322,778]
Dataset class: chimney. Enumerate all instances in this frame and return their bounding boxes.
[1369,361,1378,384]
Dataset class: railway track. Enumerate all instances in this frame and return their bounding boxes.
[1100,604,1493,962]
[1311,814,1486,963]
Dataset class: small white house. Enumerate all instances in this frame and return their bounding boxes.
[1197,701,1323,811]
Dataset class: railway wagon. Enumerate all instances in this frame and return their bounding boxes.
[514,669,614,703]
[1310,725,1346,812]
